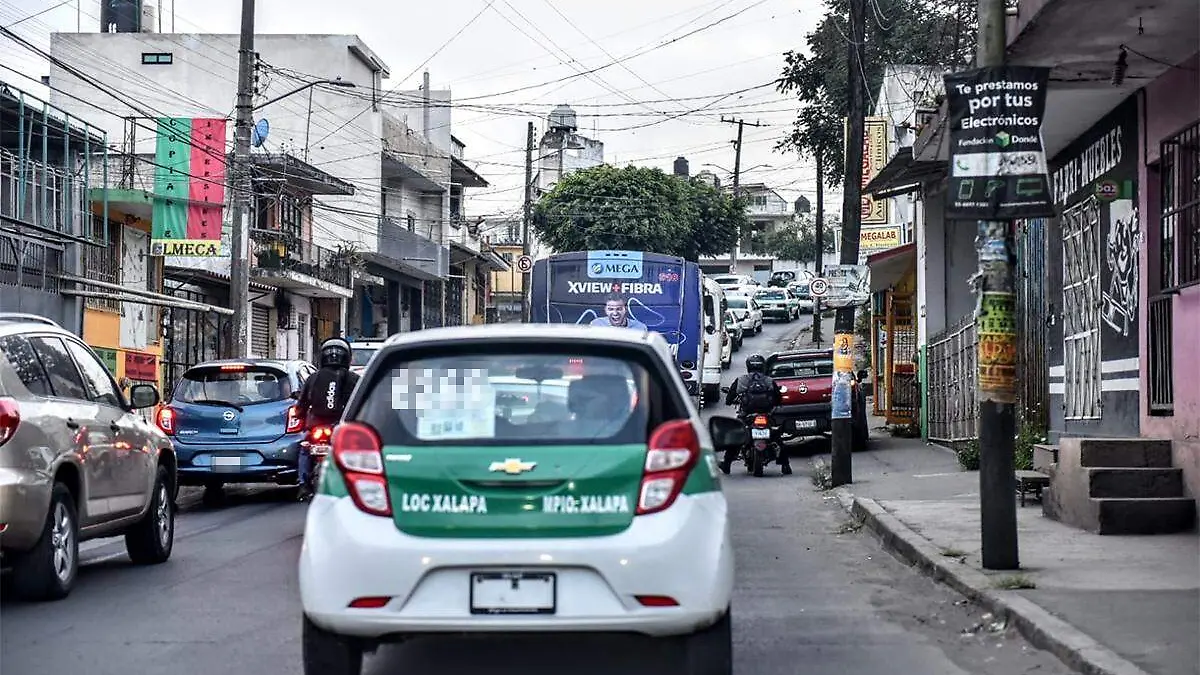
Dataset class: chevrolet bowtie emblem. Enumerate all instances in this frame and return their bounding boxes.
[489,458,537,475]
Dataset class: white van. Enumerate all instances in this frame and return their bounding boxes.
[700,276,728,404]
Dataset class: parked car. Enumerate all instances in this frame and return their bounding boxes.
[725,295,763,334]
[709,274,759,297]
[766,349,869,449]
[0,313,174,601]
[723,309,744,352]
[754,288,801,322]
[769,269,811,288]
[158,359,317,501]
[298,323,744,675]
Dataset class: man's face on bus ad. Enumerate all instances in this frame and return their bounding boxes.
[605,300,627,324]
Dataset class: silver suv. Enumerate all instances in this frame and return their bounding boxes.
[0,314,176,601]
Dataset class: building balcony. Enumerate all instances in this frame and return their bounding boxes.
[380,111,449,193]
[250,231,354,298]
[364,215,449,281]
[448,217,510,272]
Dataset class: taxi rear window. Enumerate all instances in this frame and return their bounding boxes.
[356,352,653,446]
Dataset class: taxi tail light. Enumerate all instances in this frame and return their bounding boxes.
[156,406,176,436]
[636,595,679,607]
[332,422,391,517]
[0,397,20,446]
[286,405,305,433]
[637,420,700,516]
[348,596,392,609]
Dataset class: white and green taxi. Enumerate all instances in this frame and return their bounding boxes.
[298,324,749,675]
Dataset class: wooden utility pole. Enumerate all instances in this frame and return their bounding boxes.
[975,0,1020,570]
[721,116,765,273]
[830,0,867,487]
[227,0,255,357]
[812,147,824,345]
[521,121,534,323]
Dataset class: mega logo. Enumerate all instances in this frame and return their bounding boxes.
[586,260,643,279]
[566,281,664,295]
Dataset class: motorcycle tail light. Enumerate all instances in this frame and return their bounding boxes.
[753,414,769,427]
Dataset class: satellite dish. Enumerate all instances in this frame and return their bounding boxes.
[251,119,270,147]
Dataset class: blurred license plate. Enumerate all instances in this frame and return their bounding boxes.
[310,444,332,456]
[212,456,242,466]
[794,420,817,429]
[751,428,771,439]
[470,572,556,615]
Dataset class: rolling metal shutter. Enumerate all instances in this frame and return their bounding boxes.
[251,305,271,357]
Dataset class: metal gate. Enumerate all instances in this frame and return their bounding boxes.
[251,305,271,357]
[444,272,464,327]
[1061,197,1102,420]
[1016,218,1049,428]
[927,313,978,443]
[162,305,226,399]
[885,292,919,425]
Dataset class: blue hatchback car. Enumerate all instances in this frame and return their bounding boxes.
[157,359,317,496]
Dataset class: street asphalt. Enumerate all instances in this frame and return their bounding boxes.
[0,316,1074,675]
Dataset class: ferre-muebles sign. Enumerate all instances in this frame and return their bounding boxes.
[846,117,891,226]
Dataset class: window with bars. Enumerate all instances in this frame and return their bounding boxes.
[1159,121,1199,289]
[297,313,309,361]
[83,217,121,311]
[1061,197,1103,420]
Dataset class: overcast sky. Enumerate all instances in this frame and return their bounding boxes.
[1,0,843,220]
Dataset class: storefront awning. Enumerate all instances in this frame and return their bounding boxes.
[864,148,947,199]
[866,243,916,293]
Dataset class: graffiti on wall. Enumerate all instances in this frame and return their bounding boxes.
[1101,200,1138,337]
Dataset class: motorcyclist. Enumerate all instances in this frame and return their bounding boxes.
[722,353,790,475]
[295,337,360,497]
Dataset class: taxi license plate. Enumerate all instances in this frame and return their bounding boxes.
[793,420,817,429]
[470,572,556,615]
[751,428,771,439]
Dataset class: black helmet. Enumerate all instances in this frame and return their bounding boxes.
[745,353,766,373]
[319,337,351,369]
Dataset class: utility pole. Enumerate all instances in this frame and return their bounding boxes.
[975,0,1020,570]
[830,0,867,487]
[227,0,255,358]
[721,116,765,273]
[812,147,824,345]
[521,121,534,323]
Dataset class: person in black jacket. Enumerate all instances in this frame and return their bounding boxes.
[722,353,790,475]
[295,337,360,495]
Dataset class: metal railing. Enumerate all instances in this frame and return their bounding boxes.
[251,234,352,289]
[0,148,91,238]
[1015,218,1049,429]
[927,312,978,443]
[1148,294,1174,414]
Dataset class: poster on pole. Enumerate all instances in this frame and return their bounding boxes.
[821,264,871,308]
[151,117,228,257]
[943,66,1057,221]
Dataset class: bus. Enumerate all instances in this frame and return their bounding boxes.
[530,250,705,404]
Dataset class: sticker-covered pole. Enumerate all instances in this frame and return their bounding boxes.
[975,0,1019,570]
[830,0,868,487]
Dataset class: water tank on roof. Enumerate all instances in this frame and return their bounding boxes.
[141,1,157,32]
[548,104,577,132]
[101,0,141,33]
[673,157,689,177]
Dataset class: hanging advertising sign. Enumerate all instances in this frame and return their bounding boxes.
[846,117,891,225]
[822,264,871,309]
[151,117,228,257]
[859,225,902,251]
[943,66,1056,220]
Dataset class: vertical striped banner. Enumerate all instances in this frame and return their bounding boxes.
[150,117,228,256]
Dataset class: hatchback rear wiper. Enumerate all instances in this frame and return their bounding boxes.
[190,399,244,411]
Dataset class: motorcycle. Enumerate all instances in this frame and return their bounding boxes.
[301,423,334,496]
[741,413,779,477]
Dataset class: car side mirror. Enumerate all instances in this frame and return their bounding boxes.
[129,384,160,410]
[708,416,749,451]
[705,325,716,334]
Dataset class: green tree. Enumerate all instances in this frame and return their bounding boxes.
[532,165,746,260]
[775,0,976,186]
[763,215,840,263]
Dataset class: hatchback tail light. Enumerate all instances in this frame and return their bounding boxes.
[332,422,391,517]
[0,397,20,446]
[637,420,700,516]
[156,406,176,435]
[286,405,305,433]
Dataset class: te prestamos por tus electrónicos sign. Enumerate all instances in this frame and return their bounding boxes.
[943,66,1057,221]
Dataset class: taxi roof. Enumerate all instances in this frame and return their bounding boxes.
[383,323,668,349]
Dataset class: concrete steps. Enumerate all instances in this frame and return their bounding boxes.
[1044,438,1196,535]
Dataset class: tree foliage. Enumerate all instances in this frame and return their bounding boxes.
[532,165,747,260]
[763,214,840,263]
[776,0,977,187]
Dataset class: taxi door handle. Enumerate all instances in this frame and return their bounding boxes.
[66,418,80,430]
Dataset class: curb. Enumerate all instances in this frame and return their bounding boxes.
[833,490,1154,675]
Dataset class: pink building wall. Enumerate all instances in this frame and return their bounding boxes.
[1138,52,1200,501]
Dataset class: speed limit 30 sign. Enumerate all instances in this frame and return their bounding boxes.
[809,277,829,297]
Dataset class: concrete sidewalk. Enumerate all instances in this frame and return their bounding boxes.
[831,431,1199,675]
